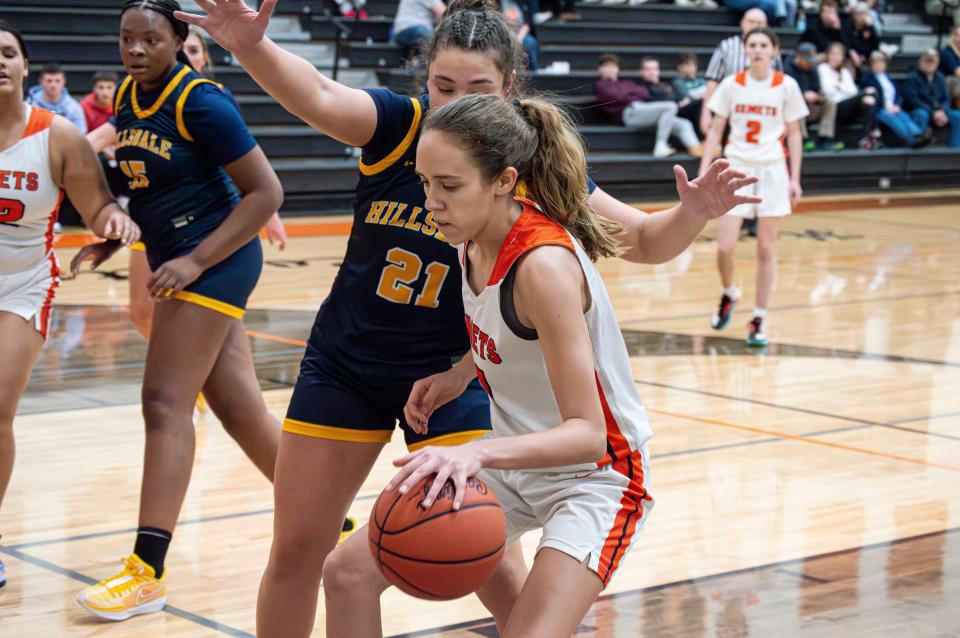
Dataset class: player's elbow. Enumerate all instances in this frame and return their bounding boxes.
[581,420,609,462]
[261,173,285,213]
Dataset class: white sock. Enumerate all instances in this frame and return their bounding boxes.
[753,308,767,319]
[723,285,740,298]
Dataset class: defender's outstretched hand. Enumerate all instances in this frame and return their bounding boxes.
[677,160,762,220]
[174,0,278,52]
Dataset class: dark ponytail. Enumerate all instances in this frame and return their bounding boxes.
[0,19,29,61]
[425,93,621,261]
[121,0,194,69]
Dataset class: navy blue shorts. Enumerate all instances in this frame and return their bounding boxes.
[283,345,491,450]
[168,238,262,319]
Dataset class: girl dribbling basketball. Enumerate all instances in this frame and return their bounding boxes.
[324,93,673,638]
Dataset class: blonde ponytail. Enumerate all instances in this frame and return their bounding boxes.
[423,93,621,261]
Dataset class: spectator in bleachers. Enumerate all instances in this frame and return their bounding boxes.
[801,0,845,53]
[502,0,539,70]
[701,8,779,134]
[25,63,87,133]
[392,0,446,52]
[337,0,370,19]
[595,54,701,157]
[940,25,960,108]
[864,0,884,36]
[80,71,118,134]
[817,41,878,148]
[639,57,703,153]
[843,3,879,68]
[722,0,779,25]
[672,53,708,102]
[862,51,924,145]
[903,49,960,148]
[925,0,959,30]
[543,0,580,22]
[784,42,826,148]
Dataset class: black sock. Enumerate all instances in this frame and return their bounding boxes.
[134,527,172,578]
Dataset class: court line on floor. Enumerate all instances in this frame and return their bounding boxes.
[0,545,254,638]
[635,379,960,442]
[619,288,960,328]
[647,407,960,473]
[386,526,960,638]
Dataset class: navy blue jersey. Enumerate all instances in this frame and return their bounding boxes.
[309,89,597,381]
[113,63,256,267]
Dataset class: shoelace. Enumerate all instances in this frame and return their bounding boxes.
[102,557,146,597]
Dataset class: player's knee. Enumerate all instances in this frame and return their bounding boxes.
[269,528,330,579]
[757,241,776,264]
[321,545,369,597]
[140,385,190,429]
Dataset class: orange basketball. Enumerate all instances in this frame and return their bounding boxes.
[368,474,506,600]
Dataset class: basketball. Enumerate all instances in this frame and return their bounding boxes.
[368,474,507,601]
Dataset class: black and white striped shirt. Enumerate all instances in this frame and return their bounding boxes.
[705,34,783,82]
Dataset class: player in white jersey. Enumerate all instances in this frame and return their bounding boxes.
[0,20,139,587]
[317,92,748,638]
[700,27,808,347]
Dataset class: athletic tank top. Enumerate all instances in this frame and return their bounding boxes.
[0,105,63,276]
[460,198,652,473]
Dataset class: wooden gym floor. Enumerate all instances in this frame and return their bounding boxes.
[1,190,958,637]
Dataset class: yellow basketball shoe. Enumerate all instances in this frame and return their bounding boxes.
[195,392,209,414]
[338,516,358,545]
[76,554,166,621]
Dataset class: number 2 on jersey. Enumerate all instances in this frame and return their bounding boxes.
[119,160,150,189]
[376,247,450,308]
[745,120,762,144]
[0,198,25,224]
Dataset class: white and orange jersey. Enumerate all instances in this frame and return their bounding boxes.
[460,198,652,473]
[0,105,64,276]
[708,70,808,164]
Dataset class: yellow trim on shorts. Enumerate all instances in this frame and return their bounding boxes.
[172,291,245,319]
[130,241,146,252]
[358,97,422,176]
[407,429,489,451]
[175,78,220,141]
[131,66,192,119]
[282,418,394,443]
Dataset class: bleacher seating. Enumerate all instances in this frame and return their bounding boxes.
[2,0,958,215]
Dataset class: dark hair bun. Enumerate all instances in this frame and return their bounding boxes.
[446,0,499,14]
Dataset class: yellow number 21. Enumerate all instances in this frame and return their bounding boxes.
[376,247,450,309]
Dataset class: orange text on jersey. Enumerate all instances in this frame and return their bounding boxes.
[735,104,779,117]
[465,314,502,365]
[114,128,173,160]
[0,170,39,191]
[364,200,445,241]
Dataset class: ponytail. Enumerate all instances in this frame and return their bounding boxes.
[424,93,621,261]
[517,99,621,260]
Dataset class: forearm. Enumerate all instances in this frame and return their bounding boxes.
[84,201,127,237]
[699,126,722,175]
[450,352,479,387]
[474,418,605,470]
[189,189,280,270]
[233,38,338,132]
[627,205,706,264]
[788,128,803,182]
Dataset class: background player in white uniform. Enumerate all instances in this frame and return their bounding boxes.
[0,20,138,587]
[699,27,808,347]
[314,93,753,638]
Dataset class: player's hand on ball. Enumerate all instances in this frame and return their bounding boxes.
[67,240,121,279]
[676,160,762,220]
[147,254,203,300]
[404,369,471,435]
[388,445,484,510]
[174,0,277,52]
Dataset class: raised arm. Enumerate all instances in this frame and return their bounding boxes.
[176,0,378,147]
[49,116,139,245]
